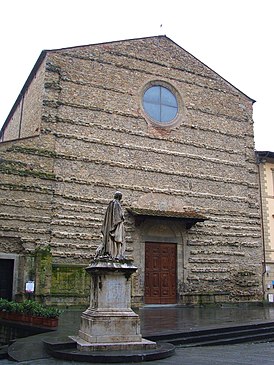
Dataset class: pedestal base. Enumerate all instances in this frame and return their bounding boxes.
[44,337,175,363]
[44,259,175,361]
[71,336,157,352]
[75,259,157,353]
[78,310,143,343]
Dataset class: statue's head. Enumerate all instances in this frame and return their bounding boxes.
[114,191,122,200]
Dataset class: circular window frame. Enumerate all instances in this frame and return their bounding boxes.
[140,80,183,128]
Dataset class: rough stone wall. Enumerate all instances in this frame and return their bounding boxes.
[1,99,22,141]
[0,36,263,305]
[1,59,45,142]
[0,133,56,300]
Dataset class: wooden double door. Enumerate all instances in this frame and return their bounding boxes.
[145,242,177,304]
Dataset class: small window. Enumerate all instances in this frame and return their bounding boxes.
[143,85,178,123]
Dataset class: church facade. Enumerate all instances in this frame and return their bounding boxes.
[0,36,263,306]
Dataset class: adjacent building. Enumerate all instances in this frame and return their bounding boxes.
[256,151,274,301]
[0,36,263,307]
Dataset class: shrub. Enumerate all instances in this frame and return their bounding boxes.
[0,298,62,318]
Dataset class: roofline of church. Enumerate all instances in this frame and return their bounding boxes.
[0,50,47,139]
[0,35,256,139]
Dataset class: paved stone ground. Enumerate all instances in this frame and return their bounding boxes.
[2,305,274,364]
[2,342,274,365]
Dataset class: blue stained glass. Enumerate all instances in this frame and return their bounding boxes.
[161,105,177,122]
[143,85,178,123]
[143,101,161,121]
[161,87,177,107]
[143,86,161,104]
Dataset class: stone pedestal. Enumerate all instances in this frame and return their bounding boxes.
[71,259,156,352]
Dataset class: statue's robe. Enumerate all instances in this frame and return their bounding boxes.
[96,199,126,258]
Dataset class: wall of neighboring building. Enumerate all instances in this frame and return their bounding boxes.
[0,58,45,142]
[258,158,274,300]
[0,37,263,306]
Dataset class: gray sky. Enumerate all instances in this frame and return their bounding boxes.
[1,0,273,151]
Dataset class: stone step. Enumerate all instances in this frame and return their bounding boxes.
[147,321,274,347]
[180,331,274,347]
[43,338,175,363]
[171,325,274,345]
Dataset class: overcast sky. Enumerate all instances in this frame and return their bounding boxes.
[1,0,273,151]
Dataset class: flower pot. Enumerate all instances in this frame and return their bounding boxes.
[31,316,43,325]
[21,314,32,323]
[5,312,13,321]
[11,312,22,321]
[0,311,8,319]
[42,317,58,327]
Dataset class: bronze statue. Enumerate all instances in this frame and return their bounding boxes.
[95,191,126,259]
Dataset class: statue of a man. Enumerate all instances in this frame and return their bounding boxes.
[95,191,126,259]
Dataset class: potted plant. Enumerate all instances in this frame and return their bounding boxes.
[0,298,10,319]
[0,299,15,320]
[21,300,35,322]
[30,302,44,325]
[41,307,60,327]
[0,298,62,327]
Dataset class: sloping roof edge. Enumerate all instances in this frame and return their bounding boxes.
[44,34,256,104]
[0,34,256,139]
[166,36,256,105]
[0,50,47,140]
